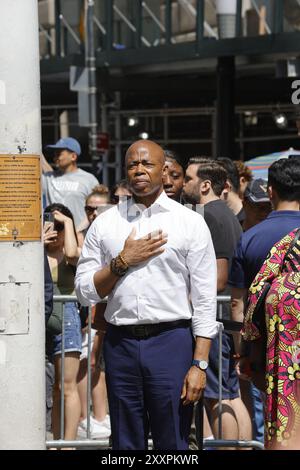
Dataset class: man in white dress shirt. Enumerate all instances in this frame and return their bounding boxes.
[75,140,218,450]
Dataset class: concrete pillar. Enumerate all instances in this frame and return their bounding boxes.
[0,0,45,449]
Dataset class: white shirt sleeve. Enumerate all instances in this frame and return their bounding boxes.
[75,222,105,306]
[186,216,219,338]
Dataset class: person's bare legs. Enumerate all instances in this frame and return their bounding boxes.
[52,352,81,442]
[231,396,252,443]
[203,407,213,438]
[239,379,253,423]
[77,358,88,420]
[77,333,108,423]
[90,332,107,422]
[92,369,107,422]
[206,398,238,449]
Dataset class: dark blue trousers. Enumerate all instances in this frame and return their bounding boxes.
[103,324,194,450]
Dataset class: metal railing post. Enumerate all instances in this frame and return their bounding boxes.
[63,22,68,57]
[196,0,204,52]
[86,306,93,439]
[273,0,283,34]
[60,301,66,440]
[235,0,242,37]
[114,91,122,182]
[55,0,62,57]
[85,0,99,176]
[218,305,223,440]
[165,0,172,45]
[135,0,143,48]
[105,0,113,51]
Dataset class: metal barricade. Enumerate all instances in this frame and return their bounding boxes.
[45,295,264,450]
[46,295,108,449]
[203,295,264,450]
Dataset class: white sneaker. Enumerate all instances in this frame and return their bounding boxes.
[90,414,111,429]
[77,417,110,439]
[101,414,111,430]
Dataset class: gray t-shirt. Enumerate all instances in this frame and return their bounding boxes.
[42,168,99,228]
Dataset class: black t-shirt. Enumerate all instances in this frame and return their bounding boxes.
[237,207,246,227]
[204,199,242,319]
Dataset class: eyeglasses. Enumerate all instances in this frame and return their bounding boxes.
[85,205,99,214]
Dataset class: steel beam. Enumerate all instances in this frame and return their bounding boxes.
[95,32,300,67]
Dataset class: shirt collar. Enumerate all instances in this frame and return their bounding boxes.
[267,210,300,219]
[129,190,173,214]
[152,190,173,211]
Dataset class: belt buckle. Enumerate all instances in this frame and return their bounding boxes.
[132,325,148,338]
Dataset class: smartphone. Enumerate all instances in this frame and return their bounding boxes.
[44,212,54,230]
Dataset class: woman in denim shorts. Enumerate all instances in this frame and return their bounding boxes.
[44,203,82,442]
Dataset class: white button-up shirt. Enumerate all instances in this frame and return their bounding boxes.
[75,191,218,338]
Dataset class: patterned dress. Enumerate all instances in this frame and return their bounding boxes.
[242,228,300,449]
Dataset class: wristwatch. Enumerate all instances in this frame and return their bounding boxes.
[191,359,209,371]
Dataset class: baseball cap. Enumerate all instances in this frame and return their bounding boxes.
[46,137,81,156]
[244,178,269,203]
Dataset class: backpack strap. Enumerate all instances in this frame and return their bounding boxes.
[282,227,300,268]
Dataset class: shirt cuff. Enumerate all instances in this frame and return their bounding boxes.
[75,272,102,306]
[191,317,220,339]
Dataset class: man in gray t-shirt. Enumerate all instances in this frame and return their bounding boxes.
[42,137,99,228]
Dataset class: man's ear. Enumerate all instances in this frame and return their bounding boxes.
[220,180,230,200]
[224,180,232,193]
[267,185,273,200]
[200,180,211,194]
[71,152,78,163]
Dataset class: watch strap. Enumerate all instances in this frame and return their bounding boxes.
[192,359,208,371]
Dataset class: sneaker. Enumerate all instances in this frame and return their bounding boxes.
[102,414,111,430]
[77,418,110,440]
[91,414,111,430]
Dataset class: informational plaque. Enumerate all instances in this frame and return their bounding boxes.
[0,154,41,241]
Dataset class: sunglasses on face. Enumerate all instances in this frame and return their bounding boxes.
[85,205,99,214]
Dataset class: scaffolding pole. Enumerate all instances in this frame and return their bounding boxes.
[85,0,98,175]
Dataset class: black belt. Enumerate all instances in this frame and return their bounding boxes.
[113,319,191,339]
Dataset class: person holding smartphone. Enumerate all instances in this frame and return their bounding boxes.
[44,203,81,444]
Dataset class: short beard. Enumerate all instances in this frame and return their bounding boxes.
[182,191,200,205]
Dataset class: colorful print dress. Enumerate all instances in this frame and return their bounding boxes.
[242,228,300,449]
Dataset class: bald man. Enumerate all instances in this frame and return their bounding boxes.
[75,140,218,450]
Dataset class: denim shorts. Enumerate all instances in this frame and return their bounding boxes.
[52,302,82,356]
[204,332,239,400]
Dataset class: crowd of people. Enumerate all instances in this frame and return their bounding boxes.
[41,136,300,450]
